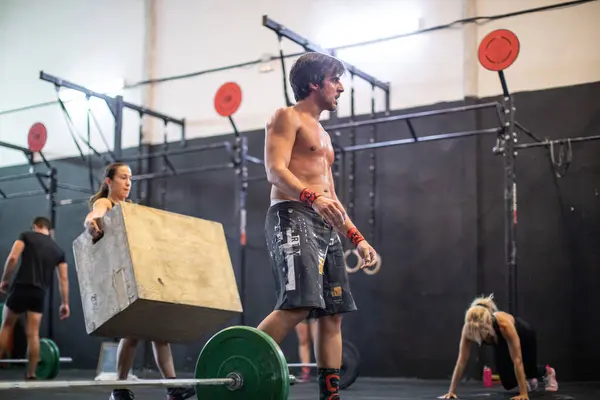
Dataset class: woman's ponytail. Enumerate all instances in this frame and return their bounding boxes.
[88,182,109,210]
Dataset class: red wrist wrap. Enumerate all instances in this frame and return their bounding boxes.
[300,188,320,207]
[346,227,365,247]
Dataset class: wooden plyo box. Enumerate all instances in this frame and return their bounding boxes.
[72,203,243,343]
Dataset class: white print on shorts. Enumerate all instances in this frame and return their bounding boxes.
[280,227,301,291]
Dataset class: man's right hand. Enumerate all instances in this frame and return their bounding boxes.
[438,392,457,399]
[357,240,377,268]
[311,196,346,228]
[0,280,9,294]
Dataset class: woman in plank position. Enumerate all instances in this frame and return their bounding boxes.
[439,294,558,400]
[84,162,195,400]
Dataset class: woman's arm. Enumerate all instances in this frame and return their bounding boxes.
[84,198,112,239]
[448,326,472,393]
[496,312,528,396]
[84,198,112,225]
[440,326,472,398]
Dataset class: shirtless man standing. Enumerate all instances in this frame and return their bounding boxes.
[258,52,377,400]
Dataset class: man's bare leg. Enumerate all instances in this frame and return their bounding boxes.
[24,311,43,378]
[0,305,19,360]
[258,308,311,344]
[151,341,176,378]
[314,314,344,399]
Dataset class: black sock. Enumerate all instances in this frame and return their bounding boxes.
[318,368,340,400]
[165,377,177,394]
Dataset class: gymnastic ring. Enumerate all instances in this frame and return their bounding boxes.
[344,249,363,274]
[362,252,382,276]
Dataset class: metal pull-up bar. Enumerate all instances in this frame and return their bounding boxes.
[39,71,187,159]
[325,102,501,132]
[343,127,503,153]
[39,72,184,125]
[262,15,391,112]
[0,140,33,155]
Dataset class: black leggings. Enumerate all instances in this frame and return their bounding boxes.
[494,328,546,390]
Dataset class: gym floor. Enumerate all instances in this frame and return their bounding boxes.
[0,370,599,399]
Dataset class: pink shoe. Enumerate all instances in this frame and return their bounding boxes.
[544,365,558,392]
[297,367,311,383]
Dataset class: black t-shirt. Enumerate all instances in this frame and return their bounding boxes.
[12,231,66,292]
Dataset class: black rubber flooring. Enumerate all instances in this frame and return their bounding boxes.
[0,369,598,399]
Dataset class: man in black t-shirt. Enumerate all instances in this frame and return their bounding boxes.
[0,216,70,380]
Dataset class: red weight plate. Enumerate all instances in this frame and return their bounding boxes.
[28,122,48,152]
[478,29,520,71]
[214,82,242,117]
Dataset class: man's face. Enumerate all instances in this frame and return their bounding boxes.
[317,73,344,111]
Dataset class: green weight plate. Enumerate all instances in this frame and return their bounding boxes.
[195,326,290,400]
[36,338,59,380]
[46,338,61,379]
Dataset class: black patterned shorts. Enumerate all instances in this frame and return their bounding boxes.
[264,200,357,319]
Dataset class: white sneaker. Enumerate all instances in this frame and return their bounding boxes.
[527,378,538,391]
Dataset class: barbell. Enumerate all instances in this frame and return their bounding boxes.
[0,326,313,399]
[0,338,71,380]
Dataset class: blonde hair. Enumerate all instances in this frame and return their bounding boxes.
[463,294,499,345]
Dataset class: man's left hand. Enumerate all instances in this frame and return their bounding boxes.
[356,241,377,269]
[59,303,70,320]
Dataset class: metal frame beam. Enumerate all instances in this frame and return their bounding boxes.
[39,72,184,125]
[342,127,502,152]
[131,163,234,182]
[2,190,47,200]
[39,71,187,159]
[0,172,45,184]
[0,140,32,155]
[119,142,231,162]
[512,134,600,150]
[262,15,391,109]
[325,102,500,132]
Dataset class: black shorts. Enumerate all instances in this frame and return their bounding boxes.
[5,284,45,314]
[264,201,357,319]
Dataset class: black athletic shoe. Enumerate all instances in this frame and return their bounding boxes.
[166,386,196,400]
[109,389,135,400]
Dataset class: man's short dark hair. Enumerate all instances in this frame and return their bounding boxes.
[289,52,345,101]
[32,216,52,230]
